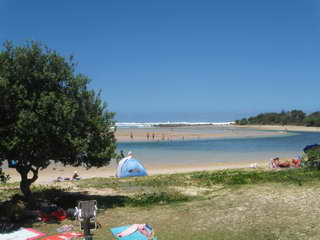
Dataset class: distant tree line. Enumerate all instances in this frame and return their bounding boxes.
[235,110,320,127]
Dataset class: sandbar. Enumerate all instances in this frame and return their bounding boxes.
[115,125,286,142]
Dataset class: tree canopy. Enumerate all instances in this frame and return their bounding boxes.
[0,41,117,198]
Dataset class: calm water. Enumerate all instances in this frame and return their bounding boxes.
[117,131,320,165]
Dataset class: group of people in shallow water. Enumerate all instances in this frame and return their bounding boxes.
[130,132,165,141]
[270,157,301,169]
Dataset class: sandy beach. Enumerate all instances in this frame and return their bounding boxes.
[4,160,269,185]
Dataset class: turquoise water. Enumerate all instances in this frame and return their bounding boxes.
[117,131,320,165]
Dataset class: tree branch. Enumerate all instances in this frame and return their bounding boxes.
[29,166,40,183]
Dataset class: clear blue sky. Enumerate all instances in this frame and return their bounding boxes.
[1,0,319,121]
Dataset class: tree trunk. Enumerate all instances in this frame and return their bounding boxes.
[20,173,32,199]
[16,165,39,200]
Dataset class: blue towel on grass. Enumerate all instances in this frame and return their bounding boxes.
[110,225,157,240]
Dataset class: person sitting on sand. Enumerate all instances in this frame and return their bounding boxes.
[270,157,280,168]
[270,157,293,168]
[72,171,80,180]
[278,160,291,168]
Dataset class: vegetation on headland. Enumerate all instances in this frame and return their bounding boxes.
[2,168,320,239]
[0,41,117,198]
[235,110,320,127]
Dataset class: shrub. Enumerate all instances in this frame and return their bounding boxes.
[305,146,320,169]
[0,168,10,184]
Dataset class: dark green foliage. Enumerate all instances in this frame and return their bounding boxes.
[0,41,117,198]
[236,109,320,127]
[235,118,248,125]
[304,145,320,169]
[304,112,320,127]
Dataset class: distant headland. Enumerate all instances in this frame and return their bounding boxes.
[235,110,320,127]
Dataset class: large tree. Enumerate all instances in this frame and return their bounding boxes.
[0,41,117,198]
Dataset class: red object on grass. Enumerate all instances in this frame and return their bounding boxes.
[40,209,67,222]
[51,209,67,221]
[41,232,83,240]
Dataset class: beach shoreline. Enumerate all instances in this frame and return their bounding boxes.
[3,160,269,185]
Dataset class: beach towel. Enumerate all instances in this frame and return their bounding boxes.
[0,228,45,240]
[41,232,83,240]
[110,225,157,240]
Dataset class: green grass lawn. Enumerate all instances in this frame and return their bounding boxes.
[1,168,320,239]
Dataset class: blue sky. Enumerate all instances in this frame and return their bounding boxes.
[1,0,319,121]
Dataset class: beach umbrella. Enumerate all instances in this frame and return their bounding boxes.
[303,144,320,153]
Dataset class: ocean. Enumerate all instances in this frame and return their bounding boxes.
[114,112,246,123]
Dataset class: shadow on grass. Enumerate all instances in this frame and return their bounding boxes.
[31,189,130,210]
[21,186,191,210]
[0,187,129,225]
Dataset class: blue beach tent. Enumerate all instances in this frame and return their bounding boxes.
[117,157,148,178]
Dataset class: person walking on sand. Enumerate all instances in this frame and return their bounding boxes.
[146,132,150,140]
[130,131,134,140]
[152,132,155,140]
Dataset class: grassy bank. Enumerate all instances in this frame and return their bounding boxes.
[1,168,320,239]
